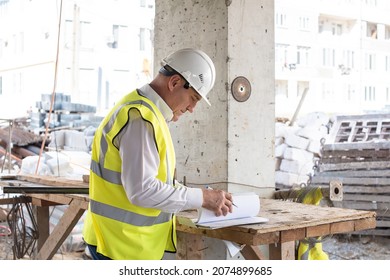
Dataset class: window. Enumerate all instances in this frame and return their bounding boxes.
[365,53,376,71]
[364,86,376,101]
[299,16,310,31]
[319,21,323,33]
[332,23,343,36]
[366,22,377,39]
[275,12,287,28]
[385,25,390,40]
[0,39,3,59]
[342,50,355,69]
[322,48,335,67]
[321,82,334,100]
[109,25,130,49]
[64,20,93,50]
[139,28,145,51]
[364,0,377,7]
[79,21,93,49]
[275,44,289,68]
[346,84,355,101]
[297,46,310,66]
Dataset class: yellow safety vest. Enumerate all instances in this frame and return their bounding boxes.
[83,89,177,260]
[297,187,329,260]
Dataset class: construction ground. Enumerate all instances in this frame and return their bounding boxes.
[1,110,390,260]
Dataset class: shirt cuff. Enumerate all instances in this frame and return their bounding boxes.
[184,187,203,210]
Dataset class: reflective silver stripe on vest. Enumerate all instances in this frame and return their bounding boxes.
[90,159,121,185]
[90,199,172,226]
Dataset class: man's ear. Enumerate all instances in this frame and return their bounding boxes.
[168,74,182,91]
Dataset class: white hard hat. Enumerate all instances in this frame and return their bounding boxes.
[161,48,216,106]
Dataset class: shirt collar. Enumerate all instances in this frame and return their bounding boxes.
[138,84,173,122]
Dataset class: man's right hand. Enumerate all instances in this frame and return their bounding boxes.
[201,188,234,216]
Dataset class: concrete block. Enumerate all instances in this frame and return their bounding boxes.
[275,143,288,158]
[284,133,310,150]
[279,159,314,175]
[296,125,327,141]
[296,112,330,127]
[48,130,66,149]
[275,122,299,138]
[275,157,282,170]
[64,130,89,152]
[307,139,322,155]
[283,147,313,162]
[275,170,309,186]
[275,136,284,146]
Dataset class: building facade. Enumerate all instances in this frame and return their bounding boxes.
[275,0,390,117]
[0,0,155,118]
[1,0,390,119]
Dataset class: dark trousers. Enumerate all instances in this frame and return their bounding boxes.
[87,244,112,260]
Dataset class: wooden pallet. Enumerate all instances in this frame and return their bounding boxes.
[314,114,390,237]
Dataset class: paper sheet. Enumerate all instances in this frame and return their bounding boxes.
[195,192,269,229]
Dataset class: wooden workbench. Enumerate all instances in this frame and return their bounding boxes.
[0,175,376,260]
[176,198,376,259]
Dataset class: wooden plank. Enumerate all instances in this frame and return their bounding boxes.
[0,196,31,205]
[311,176,390,186]
[312,169,390,178]
[280,228,305,243]
[36,206,50,252]
[34,198,86,260]
[322,149,390,159]
[320,157,390,164]
[354,217,377,231]
[373,220,389,228]
[176,231,206,260]
[323,141,390,151]
[306,224,330,237]
[29,193,89,209]
[333,201,388,210]
[343,185,390,194]
[355,228,390,236]
[268,241,295,260]
[319,160,390,172]
[330,220,355,234]
[241,245,266,260]
[343,194,390,203]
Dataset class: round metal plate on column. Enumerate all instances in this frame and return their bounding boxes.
[231,76,251,102]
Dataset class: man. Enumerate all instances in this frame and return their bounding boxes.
[82,48,234,260]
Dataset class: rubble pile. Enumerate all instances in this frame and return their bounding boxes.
[275,112,331,189]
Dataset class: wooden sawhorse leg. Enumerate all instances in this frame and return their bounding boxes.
[34,199,86,260]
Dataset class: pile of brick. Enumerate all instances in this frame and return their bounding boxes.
[275,112,331,189]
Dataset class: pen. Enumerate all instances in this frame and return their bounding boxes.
[205,185,238,208]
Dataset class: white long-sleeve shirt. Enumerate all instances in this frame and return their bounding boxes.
[114,84,203,214]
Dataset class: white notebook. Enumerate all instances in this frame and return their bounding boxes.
[179,192,269,229]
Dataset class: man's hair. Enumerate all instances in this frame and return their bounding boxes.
[159,65,190,89]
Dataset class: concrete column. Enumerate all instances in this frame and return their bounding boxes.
[155,0,275,259]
